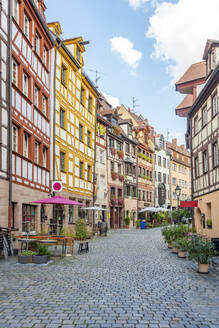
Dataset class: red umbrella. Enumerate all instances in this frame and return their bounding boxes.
[31,195,84,206]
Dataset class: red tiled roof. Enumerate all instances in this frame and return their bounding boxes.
[175,61,206,85]
[176,95,194,110]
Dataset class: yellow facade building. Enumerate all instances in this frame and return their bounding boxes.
[48,22,98,231]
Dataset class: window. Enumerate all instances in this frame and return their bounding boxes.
[80,87,85,105]
[99,149,104,164]
[22,205,35,232]
[111,187,115,197]
[79,161,83,179]
[35,141,40,164]
[132,145,136,156]
[194,116,198,134]
[24,13,30,39]
[203,151,208,173]
[158,156,161,166]
[118,164,121,175]
[35,32,40,55]
[125,143,130,154]
[117,142,122,151]
[172,177,177,186]
[43,147,47,168]
[68,206,74,224]
[23,72,29,97]
[109,138,114,148]
[163,158,166,168]
[158,172,161,182]
[77,46,80,61]
[163,173,166,184]
[43,47,48,66]
[60,152,65,172]
[202,106,207,127]
[12,59,18,86]
[172,163,176,171]
[195,157,199,177]
[60,109,65,129]
[12,125,18,152]
[23,133,29,158]
[61,65,67,86]
[13,0,19,23]
[87,131,91,148]
[212,94,218,116]
[88,96,92,112]
[34,85,39,107]
[42,95,47,116]
[79,124,83,142]
[111,161,114,172]
[87,165,91,182]
[213,142,219,167]
[112,117,117,126]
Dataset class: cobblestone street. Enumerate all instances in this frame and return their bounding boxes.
[1,228,219,328]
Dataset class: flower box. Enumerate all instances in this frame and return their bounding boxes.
[111,148,117,156]
[119,175,124,182]
[117,150,124,159]
[111,172,118,180]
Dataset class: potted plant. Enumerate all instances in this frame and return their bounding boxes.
[187,236,216,273]
[113,125,121,136]
[110,148,117,156]
[117,150,124,159]
[175,237,188,258]
[111,172,118,180]
[138,152,143,159]
[136,219,140,229]
[119,175,124,182]
[207,219,212,229]
[18,250,36,264]
[124,216,130,228]
[118,198,124,205]
[74,219,88,241]
[33,244,50,264]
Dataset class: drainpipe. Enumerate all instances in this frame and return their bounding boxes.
[8,0,12,231]
[92,99,98,231]
[189,117,194,225]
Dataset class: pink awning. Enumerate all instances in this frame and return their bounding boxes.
[31,195,84,206]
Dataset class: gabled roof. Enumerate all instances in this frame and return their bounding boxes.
[203,39,219,60]
[175,61,206,86]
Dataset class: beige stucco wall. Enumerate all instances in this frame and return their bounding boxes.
[0,180,9,228]
[124,198,137,228]
[171,161,191,209]
[194,189,219,238]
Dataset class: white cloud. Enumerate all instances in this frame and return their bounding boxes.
[146,0,219,82]
[102,92,120,108]
[110,37,142,69]
[129,0,149,9]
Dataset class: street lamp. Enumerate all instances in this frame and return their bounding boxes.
[175,185,181,223]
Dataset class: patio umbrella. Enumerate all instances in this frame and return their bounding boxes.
[139,207,158,213]
[31,195,84,206]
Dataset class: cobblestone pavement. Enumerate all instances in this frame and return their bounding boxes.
[1,228,219,328]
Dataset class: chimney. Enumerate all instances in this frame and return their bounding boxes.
[128,107,131,112]
[180,144,185,150]
[172,138,177,147]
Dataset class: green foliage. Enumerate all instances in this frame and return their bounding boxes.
[161,224,188,244]
[172,209,191,222]
[187,236,216,264]
[173,237,189,251]
[124,216,130,226]
[20,250,36,256]
[60,227,74,238]
[138,152,143,158]
[75,219,88,240]
[36,244,50,256]
[136,219,140,228]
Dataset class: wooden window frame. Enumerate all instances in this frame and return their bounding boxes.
[60,151,66,172]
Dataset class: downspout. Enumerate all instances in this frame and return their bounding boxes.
[92,98,98,230]
[189,116,194,225]
[8,0,12,231]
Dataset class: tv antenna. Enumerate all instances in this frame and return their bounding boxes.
[167,128,170,141]
[88,69,105,89]
[132,96,139,113]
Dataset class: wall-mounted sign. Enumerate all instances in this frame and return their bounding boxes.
[180,201,198,208]
[52,181,62,192]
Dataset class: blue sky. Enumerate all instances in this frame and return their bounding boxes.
[45,0,219,145]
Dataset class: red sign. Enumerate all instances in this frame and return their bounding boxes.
[180,201,198,208]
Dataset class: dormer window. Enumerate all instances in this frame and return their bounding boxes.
[112,117,117,126]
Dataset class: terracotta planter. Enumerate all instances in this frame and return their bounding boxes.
[198,263,209,274]
[136,226,140,229]
[178,251,186,258]
[172,247,178,254]
[168,243,173,249]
